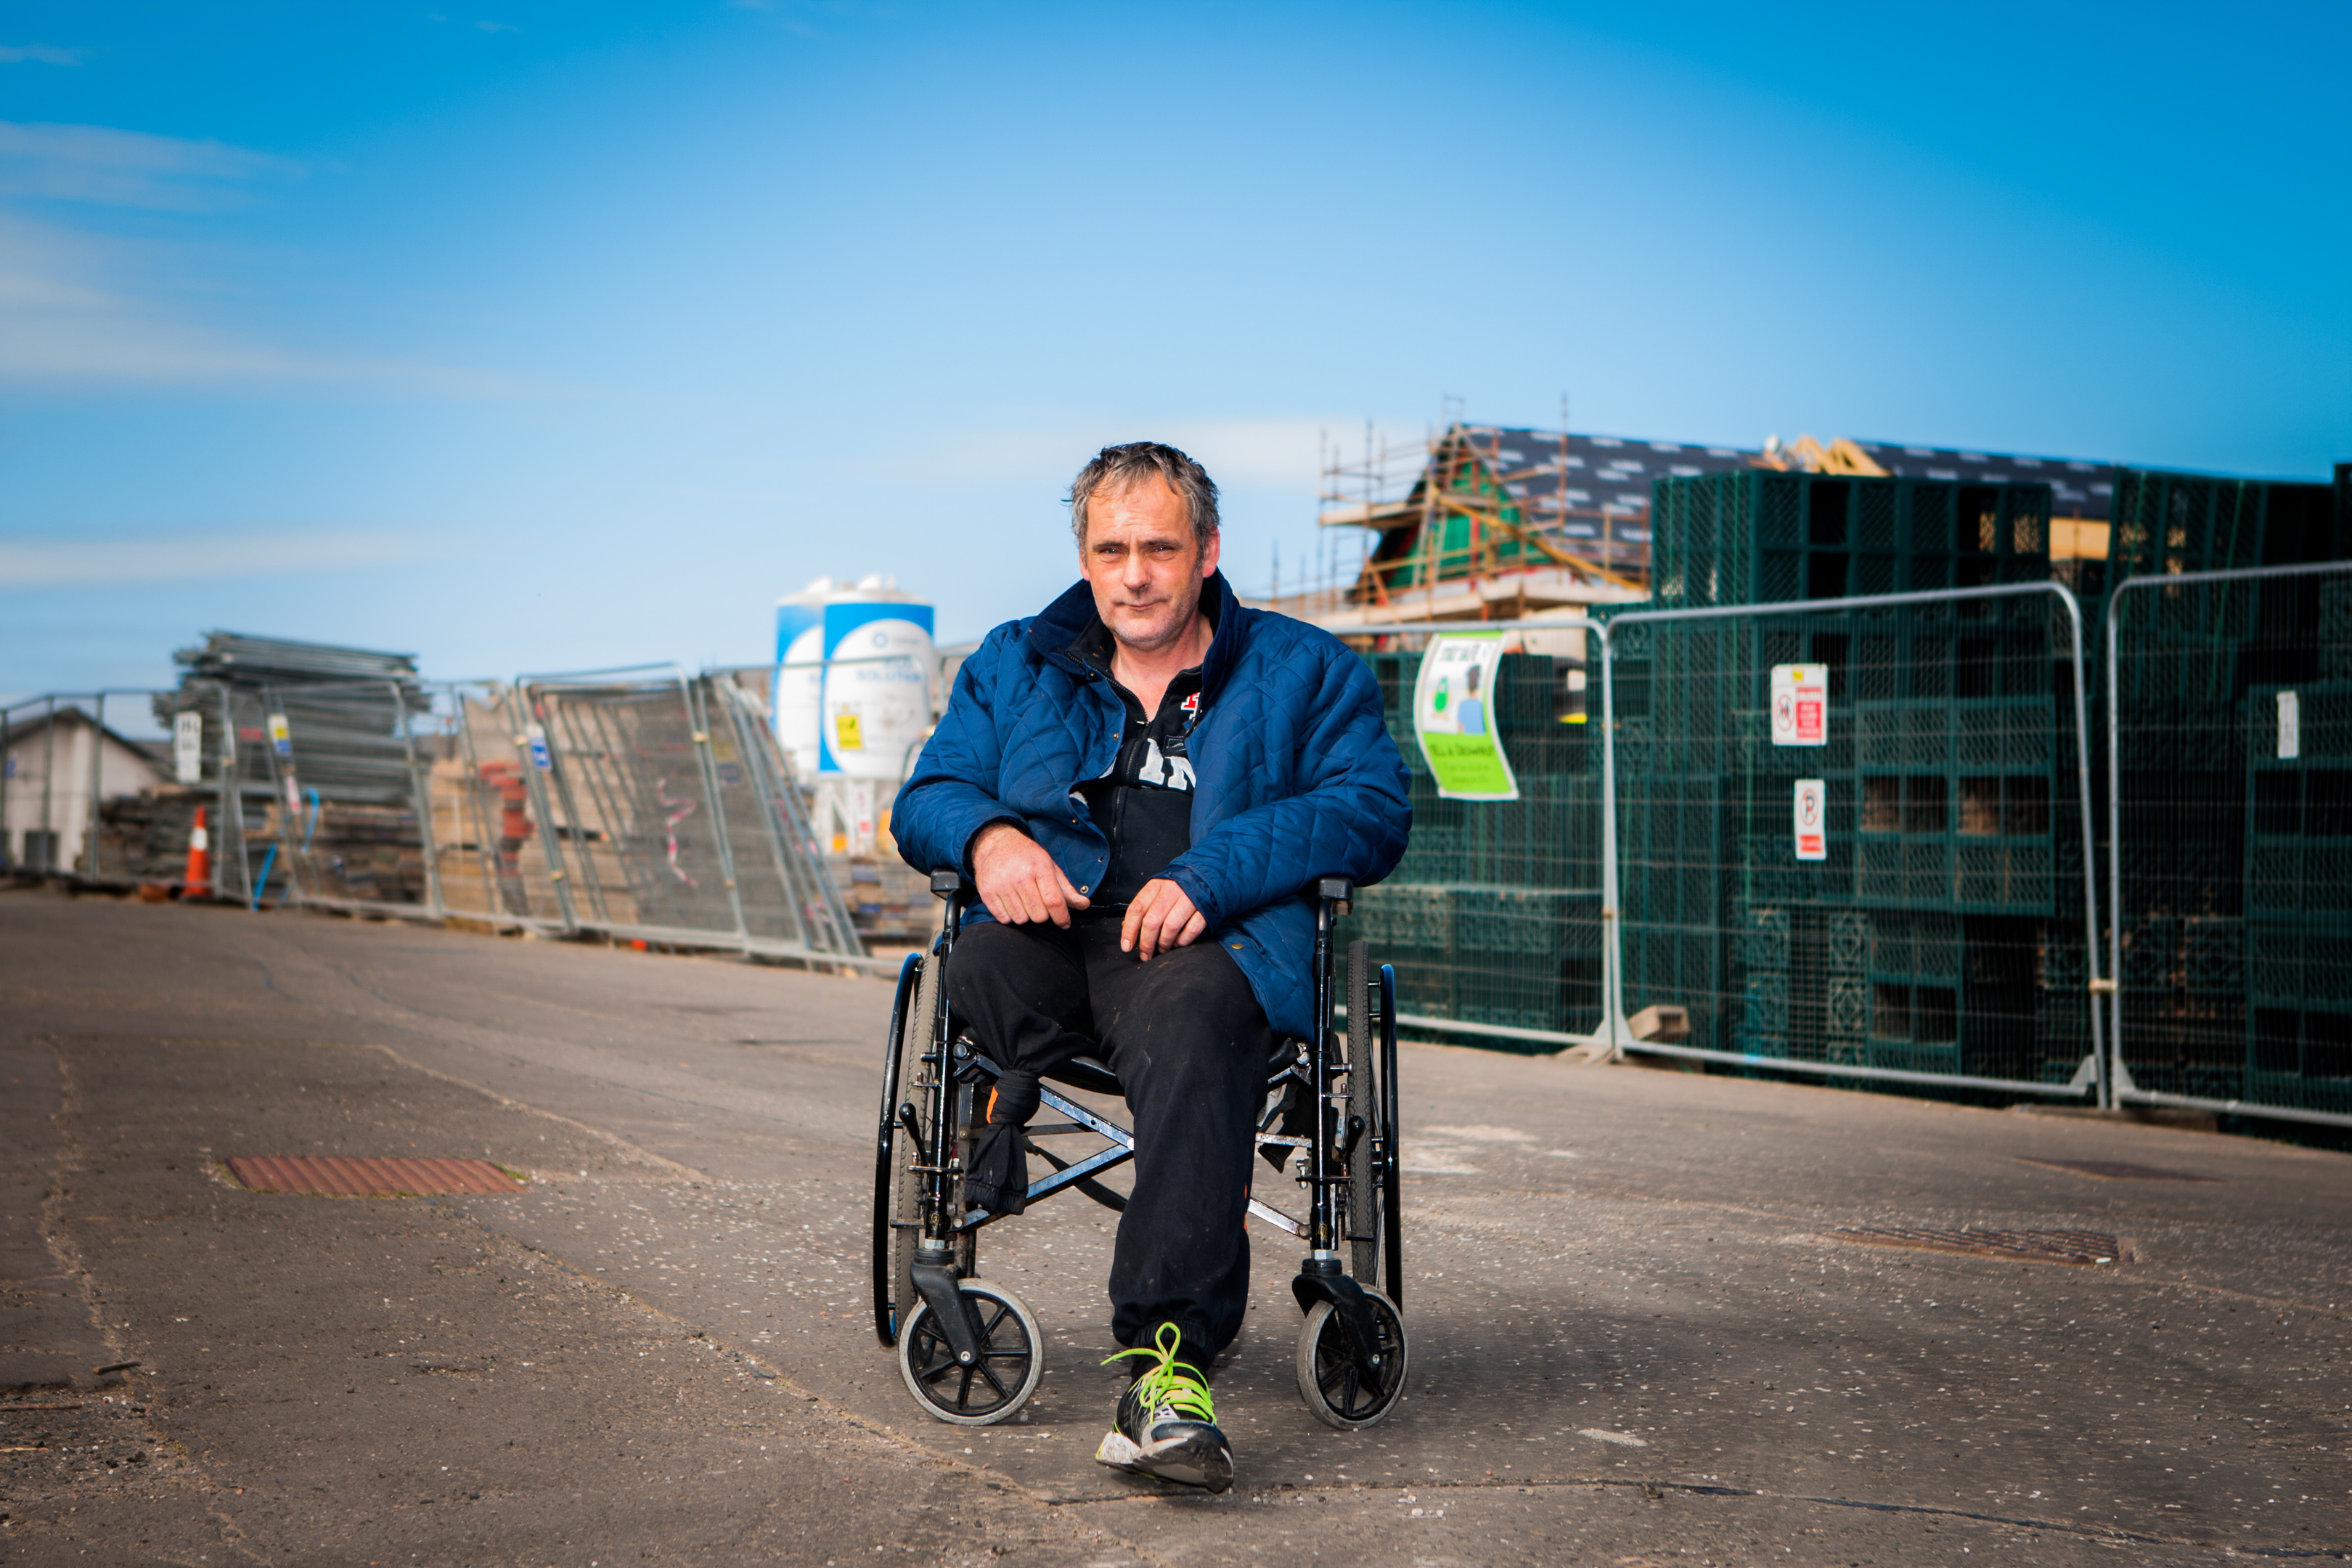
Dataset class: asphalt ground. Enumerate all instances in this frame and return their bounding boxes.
[3,886,2348,1566]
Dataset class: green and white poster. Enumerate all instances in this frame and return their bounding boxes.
[1413,632,1519,801]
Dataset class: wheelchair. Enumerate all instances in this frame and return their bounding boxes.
[870,871,1406,1431]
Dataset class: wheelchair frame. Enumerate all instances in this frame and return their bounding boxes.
[870,872,1407,1429]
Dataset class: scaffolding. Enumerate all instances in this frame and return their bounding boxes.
[1262,422,1757,642]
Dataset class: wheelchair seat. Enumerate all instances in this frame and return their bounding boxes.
[1040,1051,1122,1098]
[1037,1035,1301,1101]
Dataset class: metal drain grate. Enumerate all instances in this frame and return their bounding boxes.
[226,1156,525,1196]
[1829,1225,2133,1265]
[2016,1159,2217,1183]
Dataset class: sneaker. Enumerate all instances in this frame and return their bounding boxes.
[1093,1323,1233,1493]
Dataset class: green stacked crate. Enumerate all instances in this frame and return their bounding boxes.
[2243,682,2352,1115]
[1861,908,1964,1076]
[1733,905,1787,1055]
[1649,463,1755,611]
[1346,881,1453,1021]
[1620,758,1731,1047]
[1449,886,1603,1039]
[1852,694,2061,915]
[1731,905,1870,1067]
[1648,471,2053,610]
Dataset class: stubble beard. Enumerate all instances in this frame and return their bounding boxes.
[1108,585,1200,657]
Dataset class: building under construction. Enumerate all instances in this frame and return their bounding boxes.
[1267,421,2122,647]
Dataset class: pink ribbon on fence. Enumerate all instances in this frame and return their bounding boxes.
[656,778,698,886]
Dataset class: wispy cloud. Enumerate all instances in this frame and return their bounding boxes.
[0,121,302,211]
[0,44,86,65]
[0,224,327,382]
[0,528,455,587]
[475,20,520,33]
[1160,419,1366,489]
[0,212,555,393]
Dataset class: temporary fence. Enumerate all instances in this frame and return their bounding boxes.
[16,494,2346,1117]
[1339,618,1620,1053]
[4,666,872,972]
[1336,571,2112,1110]
[424,681,573,929]
[1606,581,2107,1102]
[509,666,864,964]
[2106,560,2352,1129]
[247,677,440,915]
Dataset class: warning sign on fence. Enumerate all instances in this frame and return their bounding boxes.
[173,711,204,785]
[1793,778,1826,861]
[1771,663,1826,746]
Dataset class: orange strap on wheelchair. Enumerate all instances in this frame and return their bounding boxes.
[987,1087,998,1123]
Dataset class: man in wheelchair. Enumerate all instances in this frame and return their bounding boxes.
[891,441,1410,1489]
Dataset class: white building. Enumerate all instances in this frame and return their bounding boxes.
[1,708,169,874]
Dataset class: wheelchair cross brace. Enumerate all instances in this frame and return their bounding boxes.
[957,1073,1308,1238]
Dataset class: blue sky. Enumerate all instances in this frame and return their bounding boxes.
[4,1,2348,708]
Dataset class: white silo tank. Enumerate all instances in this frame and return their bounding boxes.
[820,573,936,782]
[775,572,936,775]
[773,577,836,779]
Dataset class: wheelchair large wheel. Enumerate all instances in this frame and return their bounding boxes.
[1296,1286,1407,1429]
[1344,940,1382,1289]
[897,1279,1044,1425]
[873,951,972,1347]
[872,954,922,1346]
[1378,963,1404,1305]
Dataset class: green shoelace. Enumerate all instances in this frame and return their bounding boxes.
[1103,1322,1217,1425]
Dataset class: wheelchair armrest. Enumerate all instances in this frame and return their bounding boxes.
[1316,875,1354,916]
[930,869,966,902]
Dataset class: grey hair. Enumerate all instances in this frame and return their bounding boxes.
[1066,441,1220,550]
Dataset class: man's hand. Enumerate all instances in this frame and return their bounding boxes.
[971,822,1090,928]
[1122,877,1206,960]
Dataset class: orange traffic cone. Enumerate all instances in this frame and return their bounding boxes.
[181,806,211,899]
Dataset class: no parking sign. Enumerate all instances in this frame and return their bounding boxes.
[1793,778,1826,862]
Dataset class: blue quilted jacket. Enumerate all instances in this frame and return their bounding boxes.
[891,571,1412,1040]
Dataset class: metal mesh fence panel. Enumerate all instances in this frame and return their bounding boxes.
[706,674,860,956]
[5,667,865,965]
[157,683,275,904]
[2107,560,2352,1127]
[1612,590,2099,1093]
[517,669,747,943]
[441,683,579,928]
[260,678,439,914]
[513,666,869,963]
[1337,637,1608,1051]
[1614,470,2105,1098]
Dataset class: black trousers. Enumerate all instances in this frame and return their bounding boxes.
[946,916,1276,1372]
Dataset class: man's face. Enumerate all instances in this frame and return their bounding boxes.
[1079,476,1220,653]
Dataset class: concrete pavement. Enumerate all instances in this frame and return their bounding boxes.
[4,886,2348,1565]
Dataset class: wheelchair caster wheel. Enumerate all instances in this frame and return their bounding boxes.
[897,1279,1043,1426]
[1296,1287,1407,1429]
